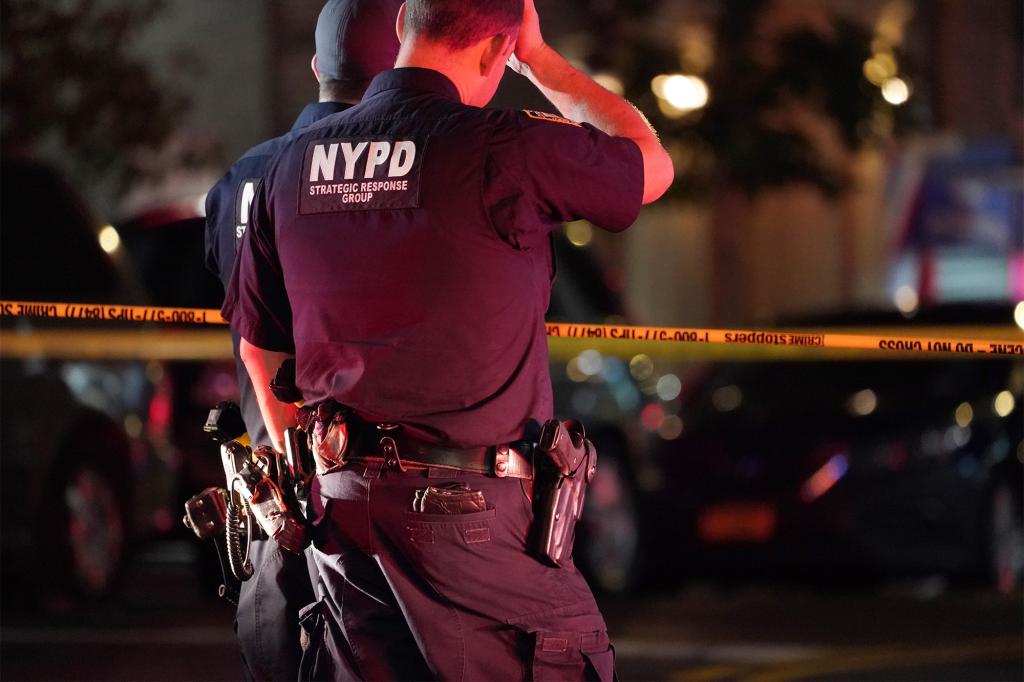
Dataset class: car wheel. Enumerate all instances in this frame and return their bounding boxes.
[64,464,127,594]
[578,451,640,593]
[40,452,130,602]
[989,481,1023,594]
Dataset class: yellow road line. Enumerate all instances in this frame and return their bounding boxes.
[671,662,755,681]
[738,636,1022,682]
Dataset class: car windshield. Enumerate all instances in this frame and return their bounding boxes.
[1,158,129,304]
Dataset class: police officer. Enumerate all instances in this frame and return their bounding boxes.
[204,2,402,679]
[224,0,674,678]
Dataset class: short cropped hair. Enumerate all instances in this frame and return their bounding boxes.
[404,0,523,50]
[319,78,369,104]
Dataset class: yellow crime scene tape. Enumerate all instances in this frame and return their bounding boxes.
[1,301,223,325]
[543,322,1022,356]
[1,299,1021,361]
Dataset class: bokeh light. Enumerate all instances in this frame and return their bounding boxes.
[592,72,625,95]
[651,73,709,118]
[98,225,122,254]
[863,53,897,85]
[894,285,918,315]
[640,402,665,431]
[848,389,878,417]
[712,385,743,412]
[576,349,603,377]
[123,414,143,438]
[658,415,684,440]
[566,357,588,383]
[655,374,682,401]
[566,222,593,247]
[629,354,654,381]
[955,402,974,428]
[881,77,911,105]
[993,391,1015,418]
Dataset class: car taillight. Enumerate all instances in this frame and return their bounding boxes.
[147,374,173,442]
[697,502,777,543]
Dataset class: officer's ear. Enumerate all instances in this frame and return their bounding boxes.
[479,33,513,77]
[311,54,322,83]
[396,2,406,44]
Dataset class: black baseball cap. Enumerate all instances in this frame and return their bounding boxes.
[315,0,403,85]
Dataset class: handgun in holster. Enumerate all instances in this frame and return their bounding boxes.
[295,399,350,475]
[271,358,317,506]
[533,419,598,568]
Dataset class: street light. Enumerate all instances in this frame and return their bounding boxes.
[651,73,709,118]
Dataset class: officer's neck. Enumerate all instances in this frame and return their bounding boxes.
[395,38,482,105]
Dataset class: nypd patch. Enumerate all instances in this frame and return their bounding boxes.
[523,110,582,127]
[234,178,260,247]
[299,137,424,214]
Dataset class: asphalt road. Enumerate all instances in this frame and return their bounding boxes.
[2,540,1021,681]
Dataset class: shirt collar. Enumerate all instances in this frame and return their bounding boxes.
[290,102,351,132]
[363,67,461,102]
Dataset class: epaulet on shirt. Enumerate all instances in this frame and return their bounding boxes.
[522,109,582,128]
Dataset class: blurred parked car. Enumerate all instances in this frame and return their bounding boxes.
[116,209,234,496]
[0,158,180,605]
[644,304,1023,592]
[546,232,653,593]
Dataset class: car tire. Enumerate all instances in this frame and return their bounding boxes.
[38,445,131,602]
[988,480,1023,594]
[576,444,640,594]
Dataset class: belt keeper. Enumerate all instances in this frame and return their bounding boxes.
[494,445,510,478]
[380,436,407,472]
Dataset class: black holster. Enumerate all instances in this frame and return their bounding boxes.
[533,419,597,568]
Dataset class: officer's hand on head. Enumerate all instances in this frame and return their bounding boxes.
[510,0,545,72]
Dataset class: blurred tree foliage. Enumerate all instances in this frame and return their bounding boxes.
[698,0,884,197]
[574,0,912,200]
[0,0,190,190]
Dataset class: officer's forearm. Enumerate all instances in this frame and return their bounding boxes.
[239,337,297,452]
[517,44,674,204]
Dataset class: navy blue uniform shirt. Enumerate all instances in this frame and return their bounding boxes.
[223,68,643,447]
[205,102,349,444]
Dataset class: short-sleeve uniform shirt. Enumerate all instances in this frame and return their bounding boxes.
[224,68,643,447]
[205,102,350,446]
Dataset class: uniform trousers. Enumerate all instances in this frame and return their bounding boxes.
[237,533,318,680]
[300,461,615,681]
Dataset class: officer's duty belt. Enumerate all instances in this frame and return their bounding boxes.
[347,423,534,480]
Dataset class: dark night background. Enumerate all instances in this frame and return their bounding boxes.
[1,1,1022,680]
